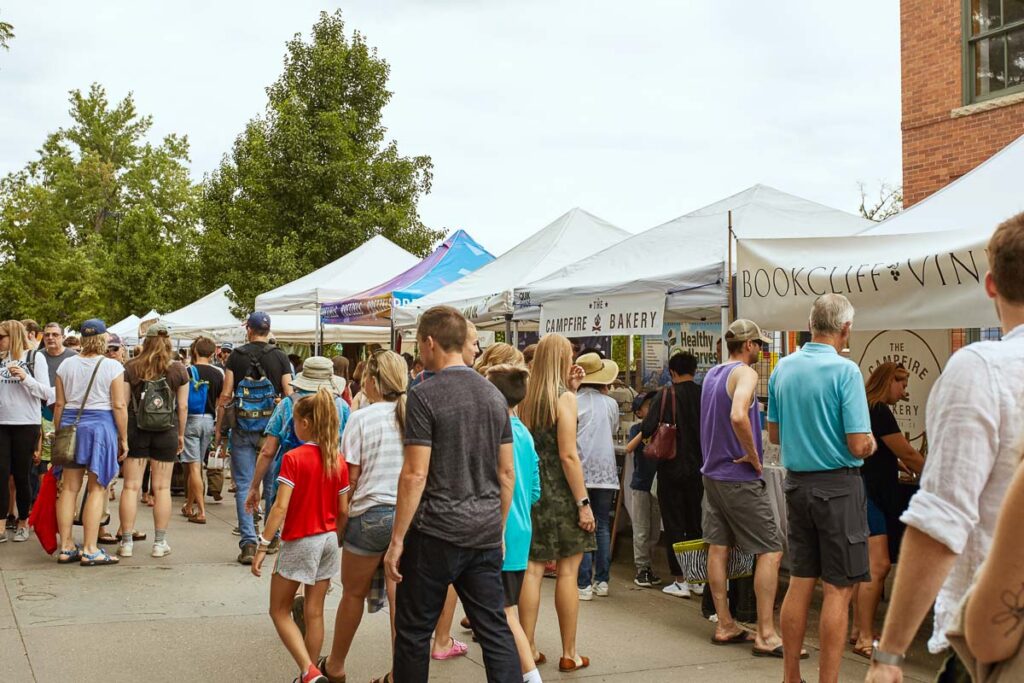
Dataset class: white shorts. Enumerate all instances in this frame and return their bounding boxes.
[274,531,340,585]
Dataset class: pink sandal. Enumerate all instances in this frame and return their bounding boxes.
[431,637,468,661]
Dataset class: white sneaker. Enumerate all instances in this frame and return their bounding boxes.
[593,581,609,597]
[151,540,171,558]
[687,582,705,596]
[577,585,593,601]
[662,581,691,599]
[13,527,30,542]
[117,542,133,558]
[0,531,7,543]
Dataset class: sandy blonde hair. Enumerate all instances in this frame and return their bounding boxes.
[366,350,408,433]
[293,387,341,478]
[80,333,108,357]
[126,335,174,381]
[0,320,29,360]
[520,334,572,431]
[474,342,524,376]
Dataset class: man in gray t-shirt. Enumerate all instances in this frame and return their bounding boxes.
[385,306,519,683]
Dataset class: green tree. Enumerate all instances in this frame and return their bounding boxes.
[201,9,442,313]
[0,84,204,325]
[0,12,13,52]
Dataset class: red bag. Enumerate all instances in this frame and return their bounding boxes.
[29,470,59,555]
[645,387,677,461]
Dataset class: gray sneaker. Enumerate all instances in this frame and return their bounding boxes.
[12,527,30,542]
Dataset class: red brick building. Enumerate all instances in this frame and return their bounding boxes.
[902,0,1024,206]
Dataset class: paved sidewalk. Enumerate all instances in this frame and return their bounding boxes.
[1,484,944,682]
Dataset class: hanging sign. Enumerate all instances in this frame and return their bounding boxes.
[539,292,665,338]
[737,228,995,331]
[642,322,722,386]
[848,329,950,450]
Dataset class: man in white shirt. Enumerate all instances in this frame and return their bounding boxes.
[866,213,1024,682]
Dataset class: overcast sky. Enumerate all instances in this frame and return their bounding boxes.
[0,1,901,255]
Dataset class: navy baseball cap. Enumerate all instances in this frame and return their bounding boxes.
[246,311,271,332]
[632,391,654,414]
[80,319,107,337]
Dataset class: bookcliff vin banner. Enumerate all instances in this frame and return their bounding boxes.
[736,228,996,331]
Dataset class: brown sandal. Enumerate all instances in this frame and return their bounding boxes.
[315,656,345,683]
[558,655,590,672]
[852,644,873,659]
[188,514,207,525]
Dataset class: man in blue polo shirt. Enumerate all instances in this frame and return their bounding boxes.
[767,293,876,683]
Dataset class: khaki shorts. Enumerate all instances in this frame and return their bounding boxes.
[783,469,871,587]
[702,477,784,555]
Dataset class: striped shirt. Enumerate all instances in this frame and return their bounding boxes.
[343,401,404,517]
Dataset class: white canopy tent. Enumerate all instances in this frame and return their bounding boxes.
[735,134,1024,330]
[107,314,141,346]
[256,235,418,313]
[517,185,871,325]
[393,208,631,330]
[161,285,391,345]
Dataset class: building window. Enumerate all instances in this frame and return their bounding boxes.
[965,0,1024,102]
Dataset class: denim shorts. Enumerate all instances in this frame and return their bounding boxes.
[343,505,395,556]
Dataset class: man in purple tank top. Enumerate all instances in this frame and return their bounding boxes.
[699,319,792,657]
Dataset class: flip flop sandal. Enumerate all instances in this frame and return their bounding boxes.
[80,549,120,566]
[852,644,873,659]
[711,631,755,645]
[181,504,194,518]
[97,533,119,545]
[753,645,811,660]
[316,656,346,683]
[57,546,83,564]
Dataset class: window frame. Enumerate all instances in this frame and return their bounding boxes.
[962,0,1024,104]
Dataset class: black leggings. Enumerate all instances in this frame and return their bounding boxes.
[0,424,42,521]
[658,473,704,577]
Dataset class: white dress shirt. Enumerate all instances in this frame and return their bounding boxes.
[901,324,1024,652]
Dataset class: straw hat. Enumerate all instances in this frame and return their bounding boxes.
[576,352,619,385]
[290,356,346,394]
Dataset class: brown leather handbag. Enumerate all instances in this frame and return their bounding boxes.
[644,387,677,461]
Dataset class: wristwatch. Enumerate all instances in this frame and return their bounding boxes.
[871,641,905,667]
[577,497,591,508]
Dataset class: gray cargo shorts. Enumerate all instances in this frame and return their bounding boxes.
[783,468,871,587]
[702,476,784,555]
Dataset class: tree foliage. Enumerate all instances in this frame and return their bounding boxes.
[0,11,13,52]
[858,181,903,222]
[0,84,204,326]
[201,10,443,313]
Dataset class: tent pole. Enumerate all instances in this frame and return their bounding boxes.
[504,315,512,344]
[627,334,634,389]
[727,210,735,324]
[720,307,729,363]
[315,295,322,356]
[512,320,519,349]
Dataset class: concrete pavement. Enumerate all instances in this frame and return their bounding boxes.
[1,482,944,682]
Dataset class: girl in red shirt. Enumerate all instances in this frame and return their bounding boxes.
[253,387,350,683]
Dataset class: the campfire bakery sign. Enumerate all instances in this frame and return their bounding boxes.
[736,228,997,331]
[538,292,665,338]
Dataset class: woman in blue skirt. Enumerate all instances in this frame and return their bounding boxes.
[54,319,128,566]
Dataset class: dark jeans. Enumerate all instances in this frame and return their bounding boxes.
[0,424,41,521]
[393,529,519,683]
[578,487,615,587]
[658,473,703,577]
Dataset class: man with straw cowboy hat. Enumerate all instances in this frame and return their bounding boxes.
[573,351,621,599]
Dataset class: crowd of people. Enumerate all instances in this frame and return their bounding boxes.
[2,212,1023,683]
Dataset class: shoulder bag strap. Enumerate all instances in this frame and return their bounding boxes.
[74,358,105,426]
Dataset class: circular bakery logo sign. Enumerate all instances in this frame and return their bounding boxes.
[855,330,947,446]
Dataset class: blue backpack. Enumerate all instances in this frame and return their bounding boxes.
[187,366,210,415]
[235,347,278,433]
